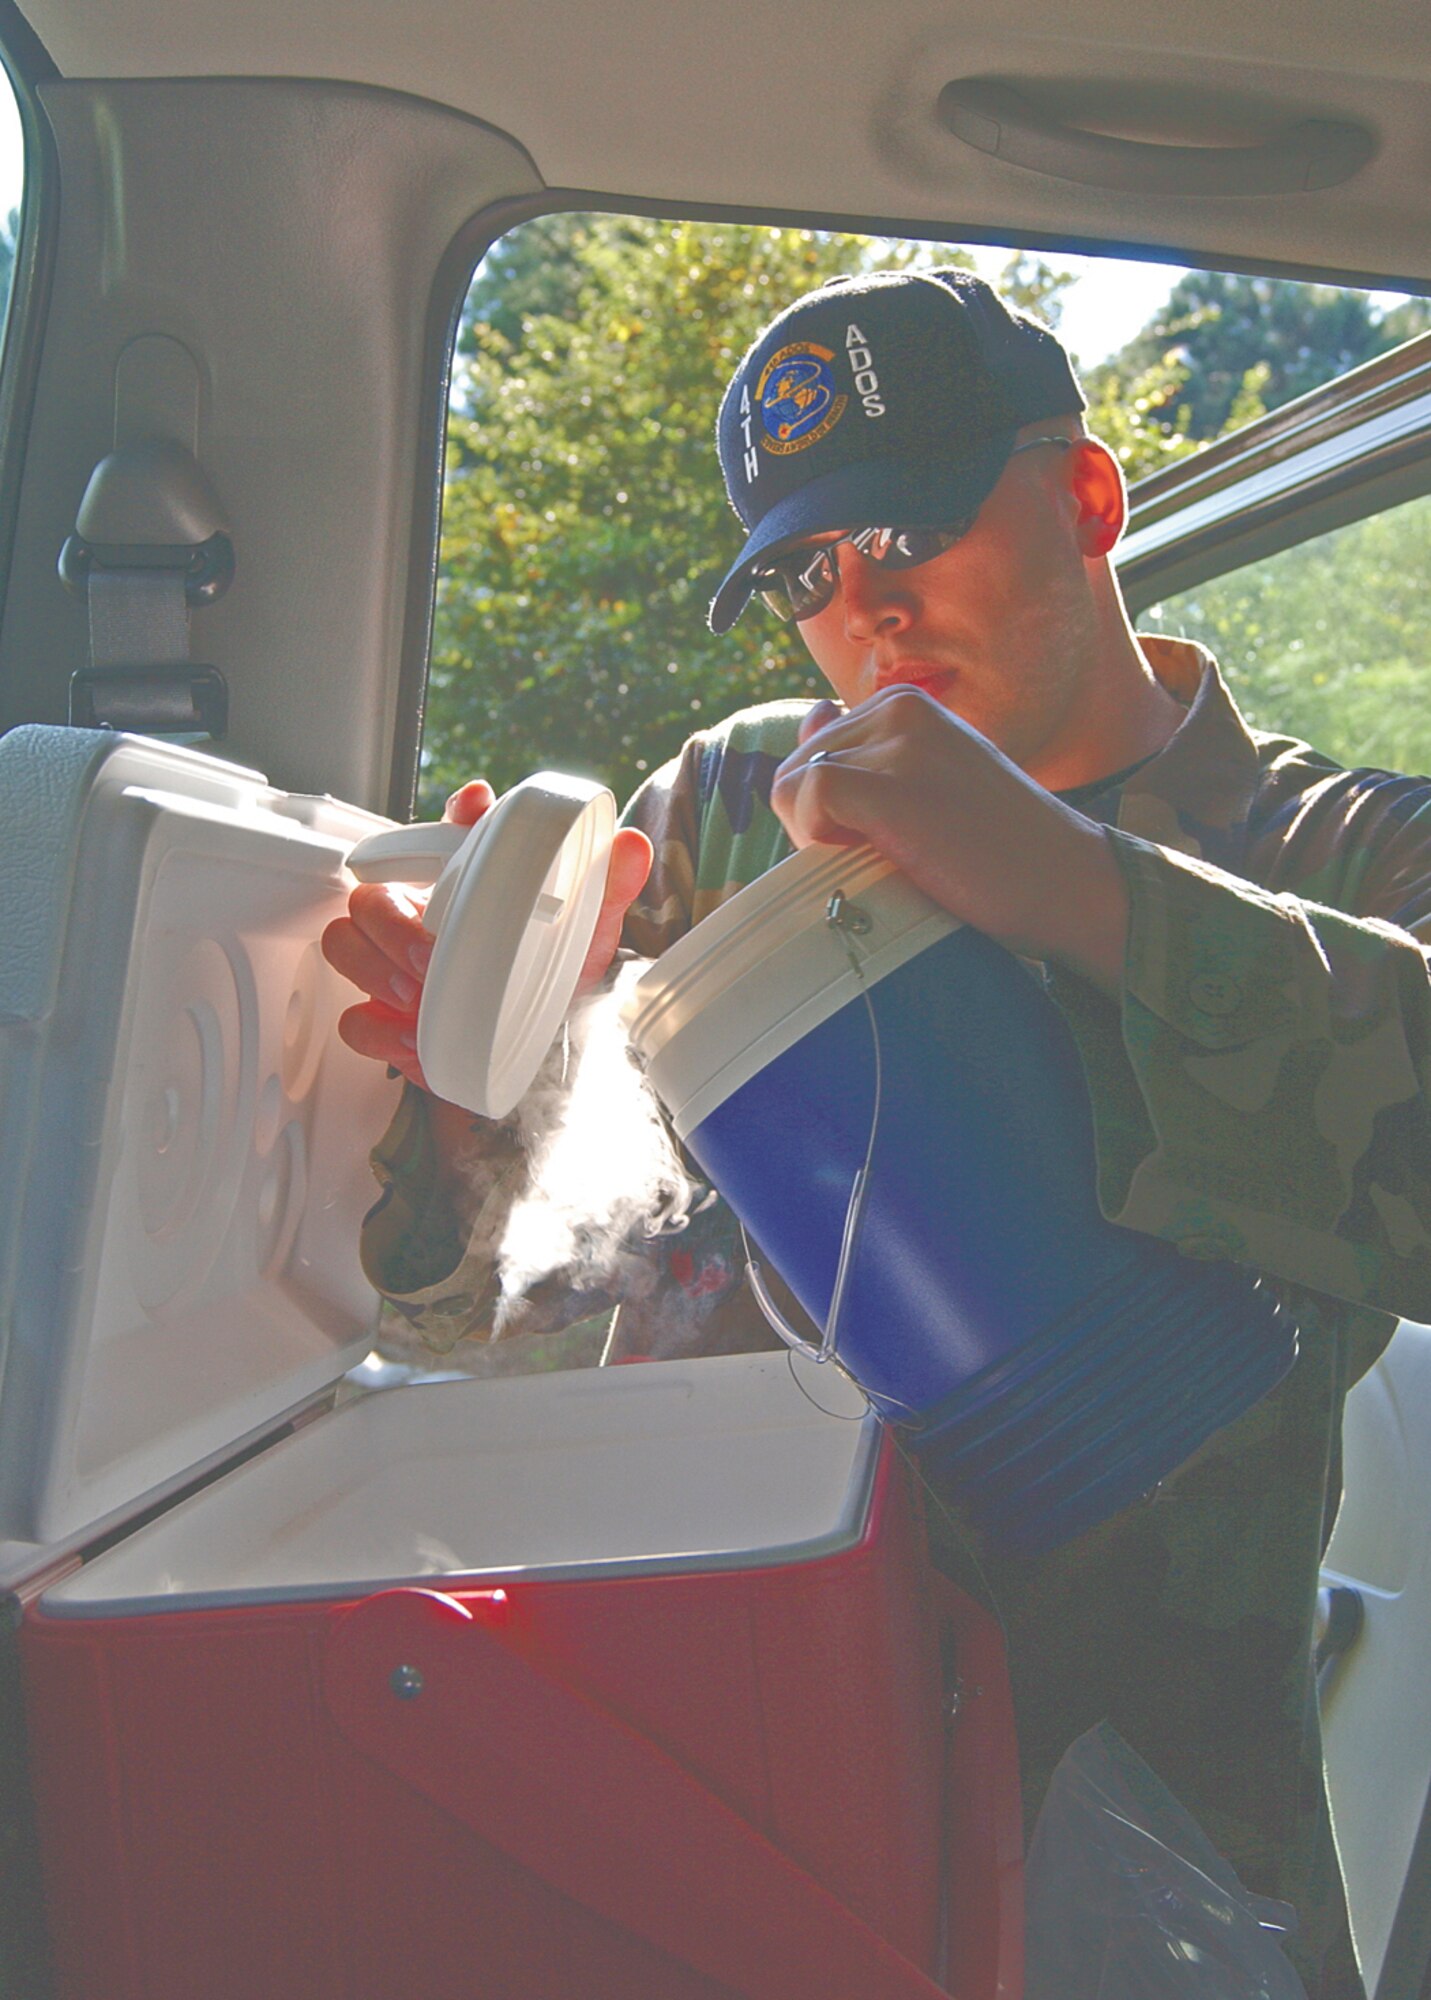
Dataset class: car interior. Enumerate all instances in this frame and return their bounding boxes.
[0,0,1427,1993]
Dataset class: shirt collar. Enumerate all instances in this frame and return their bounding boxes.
[1112,636,1264,864]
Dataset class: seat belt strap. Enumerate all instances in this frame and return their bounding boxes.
[87,565,190,675]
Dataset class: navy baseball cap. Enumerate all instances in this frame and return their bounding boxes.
[709,268,1086,634]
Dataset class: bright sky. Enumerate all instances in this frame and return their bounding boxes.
[966,243,1189,368]
[0,84,18,224]
[964,242,1413,370]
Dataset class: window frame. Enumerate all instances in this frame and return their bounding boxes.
[1118,329,1431,617]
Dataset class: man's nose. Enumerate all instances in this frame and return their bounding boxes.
[834,541,917,640]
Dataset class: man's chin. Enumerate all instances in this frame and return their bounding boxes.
[918,675,991,735]
[911,678,1010,753]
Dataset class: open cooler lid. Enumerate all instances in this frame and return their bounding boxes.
[0,726,400,1566]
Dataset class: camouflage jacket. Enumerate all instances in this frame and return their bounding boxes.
[363,639,1431,1997]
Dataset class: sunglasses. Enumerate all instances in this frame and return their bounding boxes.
[750,436,1074,623]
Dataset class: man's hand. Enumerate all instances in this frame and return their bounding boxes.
[323,781,491,1092]
[771,690,1130,996]
[322,779,653,1094]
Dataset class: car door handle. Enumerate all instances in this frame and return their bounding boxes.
[936,82,1376,196]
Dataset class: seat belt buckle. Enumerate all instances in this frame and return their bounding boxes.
[68,663,228,737]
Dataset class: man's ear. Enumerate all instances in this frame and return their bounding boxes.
[1067,438,1126,560]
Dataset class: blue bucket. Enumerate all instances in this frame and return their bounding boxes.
[625,844,1296,1556]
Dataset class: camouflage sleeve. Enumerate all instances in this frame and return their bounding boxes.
[618,735,704,959]
[359,1080,534,1351]
[1052,826,1431,1325]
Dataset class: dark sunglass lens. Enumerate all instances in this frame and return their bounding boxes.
[753,518,975,622]
[754,550,834,622]
[756,583,796,622]
[782,549,837,621]
[883,521,972,567]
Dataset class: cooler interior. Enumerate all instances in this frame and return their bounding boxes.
[39,1351,878,1612]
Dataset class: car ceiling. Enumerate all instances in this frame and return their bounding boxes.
[17,0,1431,290]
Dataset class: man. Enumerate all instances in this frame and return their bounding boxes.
[325,269,1431,1997]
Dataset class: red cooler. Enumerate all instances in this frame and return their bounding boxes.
[0,726,1022,2000]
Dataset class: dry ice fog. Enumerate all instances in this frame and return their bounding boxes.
[489,963,698,1334]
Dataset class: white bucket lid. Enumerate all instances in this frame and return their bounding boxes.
[349,773,616,1118]
[623,842,957,1138]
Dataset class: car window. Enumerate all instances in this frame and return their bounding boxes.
[1139,491,1431,774]
[422,212,1428,815]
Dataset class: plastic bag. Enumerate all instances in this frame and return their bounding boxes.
[1025,1721,1309,1999]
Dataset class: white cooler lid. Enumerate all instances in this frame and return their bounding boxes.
[37,1352,879,1616]
[0,726,400,1562]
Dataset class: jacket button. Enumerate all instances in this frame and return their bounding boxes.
[1187,971,1242,1016]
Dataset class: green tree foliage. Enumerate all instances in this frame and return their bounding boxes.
[428,219,914,807]
[994,252,1074,326]
[1086,271,1431,478]
[1082,348,1203,484]
[1143,494,1431,776]
[1101,273,1431,769]
[456,212,642,361]
[424,222,1066,809]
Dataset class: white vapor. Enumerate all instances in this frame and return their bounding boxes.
[493,960,696,1331]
